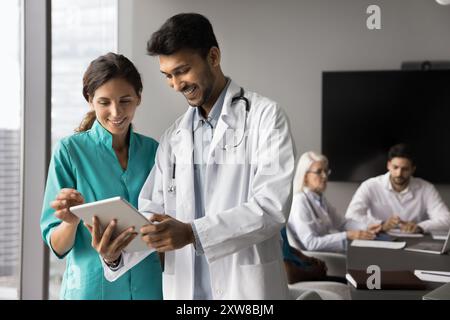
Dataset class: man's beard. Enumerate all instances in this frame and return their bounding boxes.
[392,176,409,187]
[190,84,213,108]
[190,66,215,108]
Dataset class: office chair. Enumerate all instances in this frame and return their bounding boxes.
[286,227,347,278]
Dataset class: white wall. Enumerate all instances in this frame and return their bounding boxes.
[119,0,450,214]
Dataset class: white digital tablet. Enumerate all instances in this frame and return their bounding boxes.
[70,196,151,253]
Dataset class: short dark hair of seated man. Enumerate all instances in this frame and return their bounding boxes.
[388,143,416,165]
[281,228,346,284]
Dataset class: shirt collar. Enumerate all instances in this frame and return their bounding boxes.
[89,119,134,149]
[193,78,231,131]
[388,181,409,194]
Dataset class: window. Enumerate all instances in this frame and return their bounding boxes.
[0,0,22,300]
[49,0,117,299]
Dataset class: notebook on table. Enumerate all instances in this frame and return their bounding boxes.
[414,270,450,283]
[404,229,450,255]
[351,239,406,249]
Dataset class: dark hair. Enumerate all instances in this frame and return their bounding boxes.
[147,13,219,59]
[388,143,416,165]
[76,52,143,132]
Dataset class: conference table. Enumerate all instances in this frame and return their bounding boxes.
[347,235,450,300]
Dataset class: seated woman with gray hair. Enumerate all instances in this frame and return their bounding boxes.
[287,151,381,253]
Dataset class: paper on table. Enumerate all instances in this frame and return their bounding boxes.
[431,230,449,241]
[387,228,424,238]
[432,234,448,241]
[414,270,450,283]
[351,239,406,249]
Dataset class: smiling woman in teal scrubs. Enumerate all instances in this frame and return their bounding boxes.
[40,53,162,300]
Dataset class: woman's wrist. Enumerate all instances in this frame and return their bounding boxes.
[103,254,122,268]
[62,216,80,226]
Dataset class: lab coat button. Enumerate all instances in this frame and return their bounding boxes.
[216,289,223,295]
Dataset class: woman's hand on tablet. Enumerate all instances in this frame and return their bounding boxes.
[84,216,138,262]
[51,188,84,225]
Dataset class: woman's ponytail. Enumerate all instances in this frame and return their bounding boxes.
[75,110,96,132]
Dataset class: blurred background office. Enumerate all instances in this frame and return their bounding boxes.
[1,0,450,299]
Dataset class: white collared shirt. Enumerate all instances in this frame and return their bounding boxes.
[345,172,450,232]
[190,78,230,300]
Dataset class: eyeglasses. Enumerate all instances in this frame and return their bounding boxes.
[307,169,332,177]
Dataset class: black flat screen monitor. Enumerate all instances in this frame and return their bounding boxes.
[322,70,450,183]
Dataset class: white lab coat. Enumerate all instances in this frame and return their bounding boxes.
[287,191,365,253]
[345,172,450,232]
[103,80,295,300]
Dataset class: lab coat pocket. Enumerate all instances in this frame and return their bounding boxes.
[233,260,286,299]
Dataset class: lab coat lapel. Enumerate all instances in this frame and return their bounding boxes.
[207,81,243,161]
[171,109,194,163]
[170,108,196,222]
[168,108,197,300]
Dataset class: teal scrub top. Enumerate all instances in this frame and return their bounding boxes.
[40,120,162,300]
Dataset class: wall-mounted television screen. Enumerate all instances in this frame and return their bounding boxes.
[322,70,450,183]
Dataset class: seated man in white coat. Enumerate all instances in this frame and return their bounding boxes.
[94,13,295,299]
[346,143,450,233]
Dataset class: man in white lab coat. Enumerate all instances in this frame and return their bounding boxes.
[346,143,450,233]
[101,13,295,299]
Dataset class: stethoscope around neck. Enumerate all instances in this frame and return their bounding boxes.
[167,87,250,194]
[222,87,250,150]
